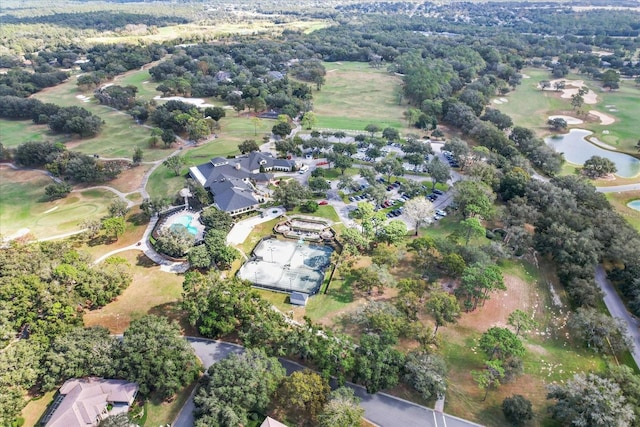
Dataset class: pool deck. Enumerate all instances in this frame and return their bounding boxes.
[163,210,206,241]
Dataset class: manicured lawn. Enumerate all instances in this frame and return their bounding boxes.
[497,68,640,152]
[117,69,160,100]
[146,166,188,200]
[83,250,188,334]
[0,119,51,147]
[494,68,568,133]
[312,61,408,132]
[593,80,640,151]
[289,205,341,223]
[0,166,113,239]
[20,391,55,427]
[605,190,640,231]
[145,381,197,427]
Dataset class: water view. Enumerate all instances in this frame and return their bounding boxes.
[544,129,640,178]
[628,200,640,212]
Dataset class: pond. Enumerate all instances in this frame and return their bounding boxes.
[628,200,640,212]
[544,129,640,178]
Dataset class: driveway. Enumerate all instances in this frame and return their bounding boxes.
[175,338,483,427]
[595,266,640,368]
[226,207,286,246]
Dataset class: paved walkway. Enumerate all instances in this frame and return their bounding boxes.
[94,215,189,273]
[175,338,483,427]
[226,207,286,246]
[595,266,640,368]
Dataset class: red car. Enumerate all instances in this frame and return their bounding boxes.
[319,200,329,205]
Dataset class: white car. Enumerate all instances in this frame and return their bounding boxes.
[435,209,447,217]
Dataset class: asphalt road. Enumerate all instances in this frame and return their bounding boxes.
[595,266,640,367]
[595,183,640,193]
[175,338,483,427]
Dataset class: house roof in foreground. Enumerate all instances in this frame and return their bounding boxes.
[46,378,138,427]
[214,187,258,212]
[260,416,288,427]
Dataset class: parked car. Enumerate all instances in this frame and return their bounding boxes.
[433,189,444,195]
[349,196,356,202]
[435,209,447,217]
[319,200,328,205]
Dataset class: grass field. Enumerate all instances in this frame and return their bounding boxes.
[497,68,640,153]
[0,166,113,239]
[20,391,55,427]
[116,69,160,99]
[312,62,408,131]
[83,250,187,334]
[605,190,640,231]
[494,68,570,132]
[85,20,329,45]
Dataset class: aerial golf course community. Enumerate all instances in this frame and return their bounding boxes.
[1,1,640,427]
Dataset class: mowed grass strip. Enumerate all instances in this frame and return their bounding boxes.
[0,166,112,239]
[313,61,407,131]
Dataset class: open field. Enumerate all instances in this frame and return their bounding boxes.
[116,69,160,100]
[494,68,572,132]
[0,166,113,239]
[0,119,50,146]
[85,20,329,45]
[83,250,187,334]
[441,259,607,426]
[313,61,407,131]
[29,76,166,161]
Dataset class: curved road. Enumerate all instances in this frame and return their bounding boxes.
[596,183,640,193]
[176,338,482,427]
[595,266,640,367]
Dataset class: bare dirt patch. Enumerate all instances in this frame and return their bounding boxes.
[108,163,153,194]
[0,165,51,184]
[457,274,533,331]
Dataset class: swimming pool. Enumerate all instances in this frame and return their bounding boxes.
[170,214,198,235]
[628,200,640,212]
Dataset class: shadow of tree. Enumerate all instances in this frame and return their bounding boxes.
[128,212,149,227]
[148,302,197,336]
[136,252,156,268]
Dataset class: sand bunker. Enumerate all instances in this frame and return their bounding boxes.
[548,115,583,125]
[43,206,59,214]
[75,94,91,103]
[153,96,215,108]
[589,110,615,125]
[539,79,598,104]
[493,99,503,104]
[521,74,531,79]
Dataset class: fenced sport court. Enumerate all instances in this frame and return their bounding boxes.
[238,238,334,294]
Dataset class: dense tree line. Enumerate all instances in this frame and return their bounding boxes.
[147,40,318,118]
[181,271,448,404]
[0,11,188,30]
[0,96,103,137]
[94,84,138,110]
[0,68,68,97]
[12,140,123,183]
[1,315,200,425]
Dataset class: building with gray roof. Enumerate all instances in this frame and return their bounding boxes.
[189,152,296,216]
